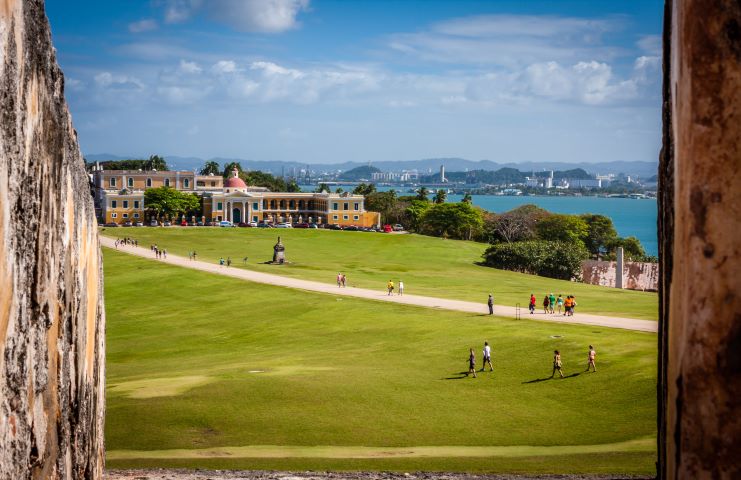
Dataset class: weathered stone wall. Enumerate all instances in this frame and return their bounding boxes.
[659,0,741,478]
[581,260,659,291]
[0,1,105,478]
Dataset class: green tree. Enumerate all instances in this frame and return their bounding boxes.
[365,190,398,224]
[482,240,589,280]
[433,189,447,204]
[144,187,200,220]
[404,199,432,231]
[491,204,548,243]
[148,155,167,171]
[419,202,483,240]
[415,186,430,201]
[314,183,330,193]
[335,187,344,194]
[610,236,647,261]
[222,162,243,177]
[536,214,589,247]
[286,179,301,192]
[462,192,473,203]
[200,161,221,176]
[580,214,618,257]
[244,170,288,192]
[353,183,377,196]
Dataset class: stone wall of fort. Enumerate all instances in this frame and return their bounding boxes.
[581,260,659,291]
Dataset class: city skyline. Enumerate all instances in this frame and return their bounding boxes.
[47,0,663,164]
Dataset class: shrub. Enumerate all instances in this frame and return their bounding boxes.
[482,240,589,280]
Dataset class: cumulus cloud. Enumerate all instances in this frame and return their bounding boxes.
[637,35,661,55]
[128,19,158,33]
[179,59,202,74]
[161,0,310,33]
[212,60,241,74]
[94,72,144,90]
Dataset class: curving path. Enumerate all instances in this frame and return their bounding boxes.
[100,236,657,333]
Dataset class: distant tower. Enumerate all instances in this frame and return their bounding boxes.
[440,165,446,183]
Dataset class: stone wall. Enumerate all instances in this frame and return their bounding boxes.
[0,1,105,479]
[581,260,659,291]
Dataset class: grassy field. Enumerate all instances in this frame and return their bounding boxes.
[104,249,657,474]
[100,228,658,320]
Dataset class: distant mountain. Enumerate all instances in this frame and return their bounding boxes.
[85,153,658,178]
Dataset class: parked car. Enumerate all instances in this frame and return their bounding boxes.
[329,224,343,230]
[103,222,118,228]
[275,223,292,228]
[293,222,309,229]
[163,221,172,227]
[247,221,258,227]
[238,222,249,227]
[382,224,392,233]
[308,223,319,229]
[257,222,271,228]
[393,224,404,231]
[219,220,235,227]
[344,225,359,231]
[149,219,159,226]
[196,221,204,226]
[134,221,144,227]
[122,221,133,227]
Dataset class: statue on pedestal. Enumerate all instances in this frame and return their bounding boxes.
[273,236,286,264]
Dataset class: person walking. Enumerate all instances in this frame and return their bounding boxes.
[341,274,347,288]
[162,249,167,259]
[551,350,564,378]
[398,280,404,295]
[192,251,197,261]
[226,257,232,267]
[570,296,577,316]
[188,251,193,261]
[556,294,564,314]
[487,294,494,315]
[467,348,477,378]
[586,345,597,372]
[482,341,493,372]
[529,293,536,314]
[219,257,225,267]
[337,273,342,288]
[549,293,556,314]
[542,294,550,314]
[563,296,572,316]
[387,280,394,296]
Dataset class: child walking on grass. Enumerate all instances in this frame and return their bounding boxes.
[552,350,564,378]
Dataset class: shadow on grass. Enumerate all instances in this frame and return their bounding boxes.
[444,371,475,380]
[523,372,581,384]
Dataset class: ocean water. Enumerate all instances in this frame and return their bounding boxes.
[300,185,658,256]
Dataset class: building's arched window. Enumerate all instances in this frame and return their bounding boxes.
[146,178,152,187]
[280,200,286,209]
[298,200,305,210]
[165,178,170,187]
[128,177,133,187]
[270,200,276,209]
[184,179,190,188]
[109,177,116,187]
[263,199,268,209]
[289,200,295,209]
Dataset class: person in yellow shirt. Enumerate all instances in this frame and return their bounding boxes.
[387,280,394,296]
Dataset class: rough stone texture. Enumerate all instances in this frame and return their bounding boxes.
[0,0,105,478]
[581,260,658,292]
[659,0,741,478]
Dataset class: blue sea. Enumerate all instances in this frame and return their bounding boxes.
[300,185,658,256]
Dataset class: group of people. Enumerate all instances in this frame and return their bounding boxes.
[219,257,232,267]
[114,237,138,248]
[387,280,404,296]
[467,343,597,379]
[187,251,198,261]
[149,244,166,259]
[528,293,577,316]
[336,273,347,288]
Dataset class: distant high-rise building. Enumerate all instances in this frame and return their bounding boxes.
[440,165,446,183]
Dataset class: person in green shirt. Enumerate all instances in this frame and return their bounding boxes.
[548,293,556,314]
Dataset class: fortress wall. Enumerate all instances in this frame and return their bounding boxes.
[581,260,659,291]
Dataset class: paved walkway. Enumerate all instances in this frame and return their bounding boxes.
[101,237,657,333]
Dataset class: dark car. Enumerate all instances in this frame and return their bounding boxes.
[344,225,359,231]
[122,221,133,227]
[196,221,204,226]
[257,222,271,228]
[238,222,249,227]
[329,224,343,230]
[293,222,309,228]
[103,222,118,227]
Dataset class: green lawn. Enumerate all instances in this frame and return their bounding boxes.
[101,228,658,320]
[104,249,657,474]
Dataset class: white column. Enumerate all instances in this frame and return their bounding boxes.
[616,247,624,289]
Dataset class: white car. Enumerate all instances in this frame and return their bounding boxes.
[219,220,235,227]
[275,223,292,228]
[247,221,258,227]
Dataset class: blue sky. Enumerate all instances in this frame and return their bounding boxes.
[46,0,663,164]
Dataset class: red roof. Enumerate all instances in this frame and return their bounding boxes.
[225,176,247,188]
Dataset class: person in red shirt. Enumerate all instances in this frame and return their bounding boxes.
[529,294,536,314]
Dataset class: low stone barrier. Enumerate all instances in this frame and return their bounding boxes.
[581,260,658,291]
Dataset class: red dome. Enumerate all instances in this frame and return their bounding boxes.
[225,176,247,188]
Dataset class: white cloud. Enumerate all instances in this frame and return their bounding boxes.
[128,19,158,33]
[93,72,144,90]
[161,0,310,33]
[637,35,661,55]
[179,59,202,74]
[212,60,241,74]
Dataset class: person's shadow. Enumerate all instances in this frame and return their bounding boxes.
[523,372,581,384]
[444,371,473,380]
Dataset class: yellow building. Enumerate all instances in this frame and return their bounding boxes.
[93,167,381,227]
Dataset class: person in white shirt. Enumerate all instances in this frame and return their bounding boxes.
[482,341,493,371]
[398,280,404,295]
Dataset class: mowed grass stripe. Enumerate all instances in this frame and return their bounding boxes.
[100,228,658,320]
[107,437,654,460]
[103,249,656,473]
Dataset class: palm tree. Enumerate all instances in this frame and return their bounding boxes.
[200,161,221,176]
[462,192,473,203]
[415,186,430,201]
[434,189,447,204]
